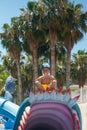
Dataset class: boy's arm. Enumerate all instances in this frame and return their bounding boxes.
[35,76,45,91]
[49,76,57,89]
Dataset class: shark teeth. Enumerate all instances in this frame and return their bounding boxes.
[29,89,80,109]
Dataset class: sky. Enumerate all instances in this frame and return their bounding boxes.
[0,0,29,58]
[71,0,87,53]
[0,0,87,63]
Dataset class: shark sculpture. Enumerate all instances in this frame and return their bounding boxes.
[13,87,82,130]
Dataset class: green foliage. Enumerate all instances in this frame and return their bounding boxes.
[27,1,37,12]
[71,50,87,87]
[0,65,9,94]
[0,87,5,96]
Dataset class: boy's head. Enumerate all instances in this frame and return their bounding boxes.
[42,63,50,75]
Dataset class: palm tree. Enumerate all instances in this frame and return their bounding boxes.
[0,18,23,104]
[71,50,87,88]
[19,1,46,89]
[71,50,87,101]
[0,64,9,91]
[2,53,17,77]
[59,2,87,87]
[56,63,66,88]
[39,0,72,77]
[21,54,33,94]
[55,42,66,88]
[40,0,60,76]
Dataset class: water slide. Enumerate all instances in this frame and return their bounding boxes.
[0,97,19,129]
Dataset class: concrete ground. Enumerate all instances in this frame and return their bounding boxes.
[78,102,87,130]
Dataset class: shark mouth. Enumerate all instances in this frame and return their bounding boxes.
[17,89,81,130]
[18,102,75,130]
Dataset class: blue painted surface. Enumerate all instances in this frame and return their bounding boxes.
[0,97,19,129]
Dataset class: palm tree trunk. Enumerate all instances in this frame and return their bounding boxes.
[66,49,71,87]
[16,59,23,104]
[50,42,56,76]
[33,48,38,91]
[49,28,57,77]
[80,87,83,102]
